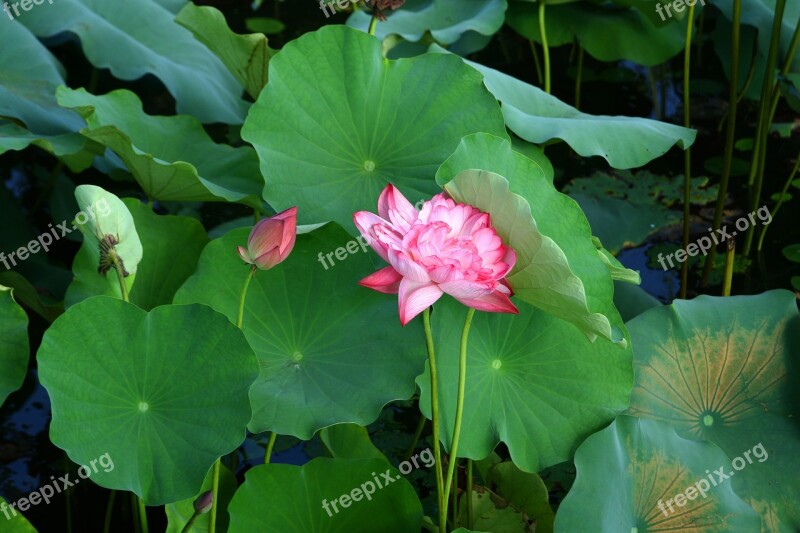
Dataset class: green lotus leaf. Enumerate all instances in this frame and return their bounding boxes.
[227,458,423,532]
[429,45,696,170]
[321,424,388,462]
[461,487,530,532]
[241,25,506,229]
[480,457,555,532]
[437,133,632,342]
[0,271,62,323]
[506,0,686,66]
[0,122,99,172]
[57,88,264,207]
[17,0,248,123]
[418,296,633,472]
[176,3,272,100]
[0,286,29,406]
[165,463,237,533]
[0,497,37,532]
[627,291,800,531]
[347,0,507,46]
[443,169,622,342]
[554,415,761,531]
[37,297,259,505]
[174,223,427,439]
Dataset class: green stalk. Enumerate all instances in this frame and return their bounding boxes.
[181,512,201,533]
[680,4,697,299]
[111,254,129,303]
[131,493,140,533]
[529,40,544,87]
[466,459,474,530]
[264,432,278,464]
[722,238,736,297]
[405,414,427,461]
[138,498,148,533]
[701,0,741,287]
[452,460,459,528]
[210,266,257,533]
[757,152,800,251]
[575,44,584,109]
[103,490,116,533]
[423,307,446,533]
[368,14,378,36]
[442,308,476,530]
[538,1,551,94]
[743,0,787,255]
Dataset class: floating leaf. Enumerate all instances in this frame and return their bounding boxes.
[783,244,800,263]
[0,286,29,406]
[429,45,696,169]
[241,25,506,229]
[57,88,264,207]
[227,458,423,532]
[418,296,633,472]
[0,497,37,532]
[37,297,259,505]
[555,415,761,531]
[17,0,248,123]
[177,3,272,99]
[627,291,800,530]
[175,223,427,439]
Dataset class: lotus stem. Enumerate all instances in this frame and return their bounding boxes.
[368,14,378,36]
[538,1,551,94]
[264,432,277,464]
[575,44,584,109]
[423,307,446,533]
[529,40,543,87]
[209,460,221,533]
[680,3,696,299]
[743,0,787,255]
[404,414,427,461]
[103,490,116,533]
[466,459,474,529]
[758,152,800,251]
[722,238,736,296]
[442,308,476,530]
[237,266,256,329]
[702,0,741,287]
[138,498,148,533]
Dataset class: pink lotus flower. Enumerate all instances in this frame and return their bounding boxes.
[238,207,298,270]
[354,184,518,325]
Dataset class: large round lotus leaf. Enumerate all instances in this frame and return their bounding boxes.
[347,0,507,46]
[417,296,633,472]
[442,168,622,343]
[627,291,800,531]
[227,458,422,532]
[555,415,760,531]
[174,223,427,439]
[0,286,29,406]
[37,297,259,505]
[241,25,506,229]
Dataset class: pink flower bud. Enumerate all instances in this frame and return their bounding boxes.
[238,207,298,270]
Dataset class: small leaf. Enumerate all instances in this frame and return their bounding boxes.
[0,286,29,406]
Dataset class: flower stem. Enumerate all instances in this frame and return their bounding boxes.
[209,460,221,533]
[102,490,116,533]
[679,3,696,299]
[211,266,258,533]
[137,498,148,533]
[368,14,378,36]
[442,307,475,530]
[466,459,474,529]
[237,267,257,329]
[264,432,278,464]
[538,1,550,94]
[111,255,129,303]
[423,307,446,533]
